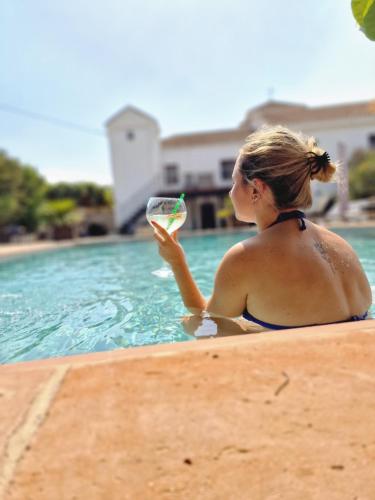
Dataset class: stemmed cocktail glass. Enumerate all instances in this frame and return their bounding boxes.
[146,196,187,278]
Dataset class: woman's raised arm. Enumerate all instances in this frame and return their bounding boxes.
[152,220,248,317]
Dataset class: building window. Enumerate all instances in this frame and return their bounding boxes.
[220,159,235,180]
[164,164,179,185]
[126,130,135,141]
[197,173,214,188]
[185,173,195,188]
[369,134,375,149]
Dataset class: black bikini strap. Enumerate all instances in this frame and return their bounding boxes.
[267,210,307,231]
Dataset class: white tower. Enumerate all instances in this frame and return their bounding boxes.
[105,106,161,231]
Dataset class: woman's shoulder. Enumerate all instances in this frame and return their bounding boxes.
[308,221,356,252]
[221,237,262,273]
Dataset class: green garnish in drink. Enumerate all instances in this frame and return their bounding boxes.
[166,193,185,231]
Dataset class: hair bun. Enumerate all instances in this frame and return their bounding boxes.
[306,151,330,176]
[305,140,336,183]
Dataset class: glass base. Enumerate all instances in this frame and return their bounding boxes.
[151,266,174,279]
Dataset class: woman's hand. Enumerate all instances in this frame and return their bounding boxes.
[151,221,185,267]
[180,314,263,338]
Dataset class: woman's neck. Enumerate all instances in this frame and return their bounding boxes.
[254,206,299,233]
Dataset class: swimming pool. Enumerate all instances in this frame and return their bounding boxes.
[0,228,374,364]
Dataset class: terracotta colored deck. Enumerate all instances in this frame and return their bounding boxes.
[1,320,375,500]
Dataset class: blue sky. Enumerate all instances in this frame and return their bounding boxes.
[1,0,374,185]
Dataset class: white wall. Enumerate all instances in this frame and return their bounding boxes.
[107,109,161,228]
[296,116,375,210]
[295,116,375,162]
[160,141,243,192]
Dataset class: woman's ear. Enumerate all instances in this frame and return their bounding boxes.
[253,179,263,193]
[251,179,261,195]
[252,178,268,195]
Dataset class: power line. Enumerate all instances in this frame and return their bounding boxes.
[0,102,106,138]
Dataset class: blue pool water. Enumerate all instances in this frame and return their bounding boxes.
[0,228,374,364]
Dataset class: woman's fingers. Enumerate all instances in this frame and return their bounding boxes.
[153,232,165,244]
[152,221,177,247]
[151,221,170,239]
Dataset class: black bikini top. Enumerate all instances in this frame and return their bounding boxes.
[267,210,307,231]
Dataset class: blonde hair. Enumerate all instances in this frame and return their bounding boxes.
[239,125,337,209]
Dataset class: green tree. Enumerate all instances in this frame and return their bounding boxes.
[0,150,22,226]
[0,150,47,232]
[38,199,80,227]
[103,187,113,208]
[46,182,113,207]
[349,151,375,199]
[0,149,112,238]
[348,149,368,169]
[16,166,47,231]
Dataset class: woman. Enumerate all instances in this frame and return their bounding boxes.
[152,125,372,330]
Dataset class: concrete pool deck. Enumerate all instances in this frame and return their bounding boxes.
[1,319,374,499]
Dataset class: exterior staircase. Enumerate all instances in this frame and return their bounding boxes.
[116,176,160,234]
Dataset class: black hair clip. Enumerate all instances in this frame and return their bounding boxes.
[306,151,330,175]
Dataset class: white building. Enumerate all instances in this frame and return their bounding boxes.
[105,100,375,232]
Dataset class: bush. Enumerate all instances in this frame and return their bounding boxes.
[0,149,113,236]
[0,150,47,231]
[38,199,81,227]
[349,150,375,199]
[46,182,113,207]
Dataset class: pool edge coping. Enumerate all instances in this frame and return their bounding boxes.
[1,319,373,372]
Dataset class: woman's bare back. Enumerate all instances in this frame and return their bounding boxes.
[242,220,372,327]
